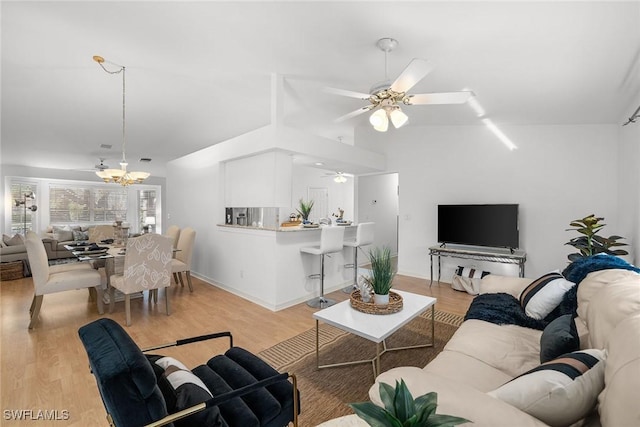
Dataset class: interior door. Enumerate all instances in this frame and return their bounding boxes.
[307,187,328,223]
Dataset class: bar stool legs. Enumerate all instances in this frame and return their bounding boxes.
[342,246,360,293]
[307,253,336,308]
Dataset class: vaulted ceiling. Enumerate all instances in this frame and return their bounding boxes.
[2,1,639,177]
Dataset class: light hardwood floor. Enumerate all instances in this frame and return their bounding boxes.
[0,271,473,426]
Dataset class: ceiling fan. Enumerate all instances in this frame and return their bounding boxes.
[322,171,353,183]
[73,158,110,172]
[326,38,474,132]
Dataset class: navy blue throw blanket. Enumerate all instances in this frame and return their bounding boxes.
[464,254,639,330]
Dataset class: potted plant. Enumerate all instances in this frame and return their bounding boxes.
[296,199,314,224]
[363,246,395,305]
[350,379,470,427]
[565,214,628,261]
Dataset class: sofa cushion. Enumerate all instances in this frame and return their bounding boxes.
[441,319,542,378]
[598,315,640,427]
[519,272,576,320]
[585,272,640,349]
[423,349,513,392]
[52,226,74,242]
[73,230,89,241]
[146,355,221,427]
[540,314,579,363]
[371,368,548,427]
[488,349,606,427]
[576,269,639,321]
[3,234,24,246]
[479,274,531,298]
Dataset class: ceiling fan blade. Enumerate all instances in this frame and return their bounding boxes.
[404,91,474,105]
[390,59,434,93]
[334,105,374,123]
[324,87,371,100]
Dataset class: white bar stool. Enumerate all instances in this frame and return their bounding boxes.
[342,222,375,293]
[300,226,345,308]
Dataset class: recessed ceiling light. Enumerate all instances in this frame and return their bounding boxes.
[315,162,324,166]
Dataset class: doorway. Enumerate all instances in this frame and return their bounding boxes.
[356,173,399,255]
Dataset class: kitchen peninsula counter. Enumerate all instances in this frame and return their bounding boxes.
[215,223,358,311]
[217,223,356,232]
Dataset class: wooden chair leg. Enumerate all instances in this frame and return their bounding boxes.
[109,287,116,314]
[173,273,179,284]
[29,295,36,314]
[125,294,131,326]
[151,289,158,304]
[165,288,171,316]
[186,271,193,292]
[95,286,105,315]
[28,295,43,329]
[178,272,185,287]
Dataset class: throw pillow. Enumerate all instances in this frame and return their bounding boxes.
[146,355,220,427]
[52,226,74,242]
[540,314,579,363]
[3,234,25,246]
[519,272,576,320]
[72,230,89,241]
[488,349,606,427]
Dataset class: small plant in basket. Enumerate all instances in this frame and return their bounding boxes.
[350,379,470,427]
[363,246,395,305]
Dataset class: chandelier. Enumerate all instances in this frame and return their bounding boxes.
[93,55,150,186]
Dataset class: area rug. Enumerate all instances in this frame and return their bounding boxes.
[258,310,463,427]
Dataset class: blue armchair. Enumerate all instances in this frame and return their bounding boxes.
[78,318,299,427]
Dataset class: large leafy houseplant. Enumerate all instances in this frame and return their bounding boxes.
[363,246,395,296]
[350,379,470,427]
[565,214,628,261]
[296,199,314,223]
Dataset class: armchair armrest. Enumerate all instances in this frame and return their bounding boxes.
[141,331,233,352]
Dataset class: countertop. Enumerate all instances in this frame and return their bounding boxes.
[217,223,356,232]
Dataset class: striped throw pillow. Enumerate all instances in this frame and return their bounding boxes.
[519,272,576,320]
[455,266,490,279]
[488,349,606,427]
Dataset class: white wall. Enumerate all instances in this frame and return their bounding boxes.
[357,173,399,255]
[617,96,640,264]
[357,124,621,280]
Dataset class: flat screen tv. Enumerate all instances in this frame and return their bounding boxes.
[437,204,519,249]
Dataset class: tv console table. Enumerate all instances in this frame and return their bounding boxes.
[428,245,527,286]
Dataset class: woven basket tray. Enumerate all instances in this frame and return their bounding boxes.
[0,261,24,281]
[350,290,403,315]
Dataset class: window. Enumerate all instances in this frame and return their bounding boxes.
[139,189,157,233]
[49,184,126,223]
[10,182,38,234]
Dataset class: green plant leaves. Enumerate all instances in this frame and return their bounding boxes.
[366,246,396,295]
[565,215,627,261]
[350,380,471,427]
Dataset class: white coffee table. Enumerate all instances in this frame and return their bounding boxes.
[312,289,437,379]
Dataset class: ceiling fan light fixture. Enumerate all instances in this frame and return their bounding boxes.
[389,107,408,128]
[369,108,387,127]
[334,175,347,183]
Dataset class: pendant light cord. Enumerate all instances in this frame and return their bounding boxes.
[96,60,127,166]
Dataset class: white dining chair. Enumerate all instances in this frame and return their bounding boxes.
[109,234,173,326]
[171,227,196,292]
[164,225,181,249]
[24,231,104,329]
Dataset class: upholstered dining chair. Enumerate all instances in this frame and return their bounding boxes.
[24,231,104,329]
[164,225,180,249]
[109,234,173,326]
[88,224,115,243]
[171,227,196,292]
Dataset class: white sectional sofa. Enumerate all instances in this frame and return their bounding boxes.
[368,267,640,427]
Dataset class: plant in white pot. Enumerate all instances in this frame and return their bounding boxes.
[363,246,395,305]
